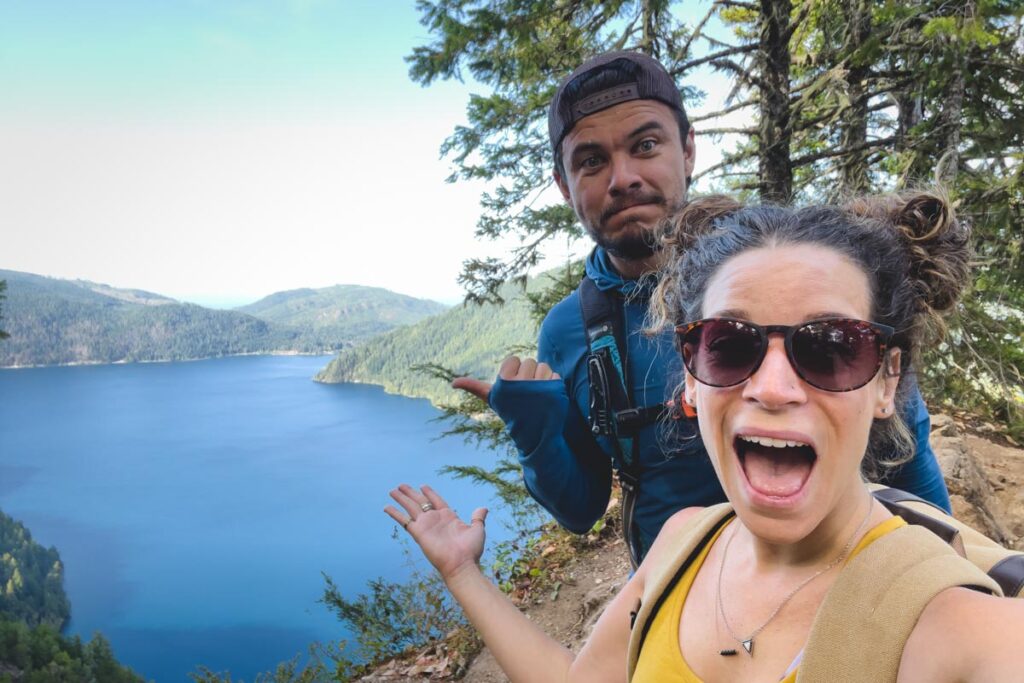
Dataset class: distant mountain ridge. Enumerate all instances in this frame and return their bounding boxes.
[236,284,447,342]
[0,270,446,368]
[314,274,562,404]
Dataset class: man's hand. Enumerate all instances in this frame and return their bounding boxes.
[451,356,561,403]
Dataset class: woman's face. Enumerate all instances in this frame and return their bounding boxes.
[685,243,899,544]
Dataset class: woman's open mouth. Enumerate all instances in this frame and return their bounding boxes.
[734,434,817,503]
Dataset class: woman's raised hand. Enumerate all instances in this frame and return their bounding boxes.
[385,484,488,583]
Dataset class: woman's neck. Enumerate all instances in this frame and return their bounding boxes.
[735,487,880,570]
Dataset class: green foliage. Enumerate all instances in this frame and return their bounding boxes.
[0,509,69,630]
[0,618,144,682]
[0,270,445,367]
[189,642,354,683]
[319,565,465,671]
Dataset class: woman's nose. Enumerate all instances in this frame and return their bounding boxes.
[741,337,807,408]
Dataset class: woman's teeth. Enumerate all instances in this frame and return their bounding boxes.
[738,435,810,449]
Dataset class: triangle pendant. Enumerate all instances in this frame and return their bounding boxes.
[741,639,754,655]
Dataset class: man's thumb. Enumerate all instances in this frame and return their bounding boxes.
[451,377,493,402]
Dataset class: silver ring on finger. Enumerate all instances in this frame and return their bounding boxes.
[421,502,434,512]
[402,518,412,530]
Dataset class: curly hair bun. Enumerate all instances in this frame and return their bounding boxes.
[846,190,971,315]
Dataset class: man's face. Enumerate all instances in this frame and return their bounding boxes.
[554,99,696,260]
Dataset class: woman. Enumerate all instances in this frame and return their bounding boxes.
[385,192,1024,682]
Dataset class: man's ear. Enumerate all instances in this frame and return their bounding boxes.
[875,348,901,419]
[553,169,572,203]
[683,127,696,182]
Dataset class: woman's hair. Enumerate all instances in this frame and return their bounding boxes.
[650,191,971,475]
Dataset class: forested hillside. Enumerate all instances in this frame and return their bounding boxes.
[0,270,445,368]
[314,276,548,404]
[0,509,68,630]
[0,509,144,681]
[236,284,448,344]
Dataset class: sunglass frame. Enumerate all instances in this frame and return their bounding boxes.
[674,317,897,393]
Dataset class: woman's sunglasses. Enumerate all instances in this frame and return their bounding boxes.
[675,318,896,393]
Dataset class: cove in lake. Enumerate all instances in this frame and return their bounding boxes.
[0,356,516,681]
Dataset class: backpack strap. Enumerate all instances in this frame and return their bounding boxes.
[626,504,734,679]
[578,274,648,567]
[798,524,1001,682]
[626,497,1013,682]
[870,485,1024,597]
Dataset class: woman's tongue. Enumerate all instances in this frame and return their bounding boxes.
[741,443,814,497]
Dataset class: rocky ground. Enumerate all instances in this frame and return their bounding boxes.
[360,415,1024,682]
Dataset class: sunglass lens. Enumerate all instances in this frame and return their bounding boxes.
[683,320,764,387]
[792,320,882,391]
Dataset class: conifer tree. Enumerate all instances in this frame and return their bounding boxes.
[411,0,1023,436]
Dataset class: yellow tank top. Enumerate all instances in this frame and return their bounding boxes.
[632,515,907,683]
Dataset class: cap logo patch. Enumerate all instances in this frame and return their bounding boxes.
[574,83,639,116]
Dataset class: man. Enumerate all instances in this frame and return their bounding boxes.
[454,51,950,564]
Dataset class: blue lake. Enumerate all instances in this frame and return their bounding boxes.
[0,355,514,681]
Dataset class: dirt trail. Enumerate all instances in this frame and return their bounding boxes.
[362,415,1024,682]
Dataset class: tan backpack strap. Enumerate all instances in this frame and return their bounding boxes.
[626,503,733,680]
[798,525,1001,683]
[870,484,1024,596]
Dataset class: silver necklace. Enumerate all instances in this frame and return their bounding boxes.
[716,498,875,657]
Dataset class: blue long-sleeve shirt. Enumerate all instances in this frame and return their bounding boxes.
[490,248,950,558]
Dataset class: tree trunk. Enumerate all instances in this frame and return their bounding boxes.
[936,57,965,186]
[758,0,793,202]
[837,0,871,196]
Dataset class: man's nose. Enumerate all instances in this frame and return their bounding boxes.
[608,153,642,195]
[741,337,807,409]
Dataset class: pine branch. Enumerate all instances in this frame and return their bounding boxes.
[715,0,757,9]
[791,135,898,167]
[673,43,756,74]
[696,126,758,136]
[711,58,766,90]
[690,97,757,123]
[676,4,717,59]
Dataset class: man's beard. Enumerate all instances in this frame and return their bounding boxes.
[589,192,677,260]
[590,223,660,259]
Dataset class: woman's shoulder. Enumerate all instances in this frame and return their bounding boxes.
[899,586,1024,682]
[636,505,730,582]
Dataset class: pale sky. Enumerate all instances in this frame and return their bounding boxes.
[0,1,744,307]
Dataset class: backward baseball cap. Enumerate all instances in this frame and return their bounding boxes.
[548,50,687,154]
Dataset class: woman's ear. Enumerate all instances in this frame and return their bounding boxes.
[684,371,698,407]
[875,348,901,418]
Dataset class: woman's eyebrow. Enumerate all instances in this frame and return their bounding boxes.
[708,309,748,319]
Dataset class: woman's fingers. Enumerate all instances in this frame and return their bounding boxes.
[469,507,488,525]
[390,485,423,518]
[421,485,448,512]
[383,504,410,528]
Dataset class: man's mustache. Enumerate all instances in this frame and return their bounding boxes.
[600,194,667,224]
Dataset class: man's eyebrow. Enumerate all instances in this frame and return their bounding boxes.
[628,121,667,138]
[569,141,603,160]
